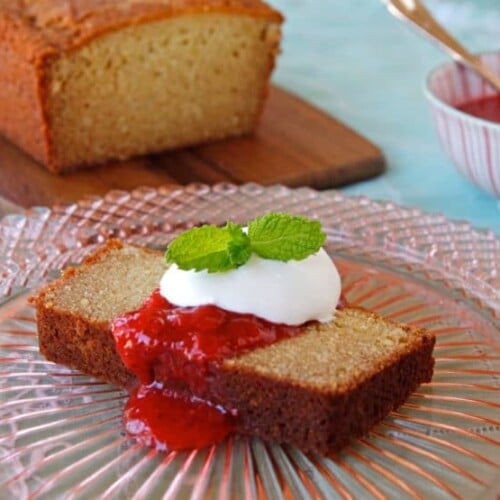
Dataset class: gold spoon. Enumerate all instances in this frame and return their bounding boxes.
[383,0,500,92]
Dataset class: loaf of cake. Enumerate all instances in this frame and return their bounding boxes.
[0,1,282,173]
[32,240,435,454]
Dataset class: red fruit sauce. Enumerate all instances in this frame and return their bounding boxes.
[112,289,306,451]
[456,94,500,124]
[124,384,236,451]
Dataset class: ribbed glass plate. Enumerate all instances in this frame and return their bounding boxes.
[0,184,499,499]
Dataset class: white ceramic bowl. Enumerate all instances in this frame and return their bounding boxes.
[425,52,500,197]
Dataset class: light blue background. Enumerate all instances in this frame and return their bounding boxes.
[271,0,500,234]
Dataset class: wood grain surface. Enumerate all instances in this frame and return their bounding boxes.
[0,86,384,208]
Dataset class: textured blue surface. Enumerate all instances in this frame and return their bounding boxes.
[271,0,500,234]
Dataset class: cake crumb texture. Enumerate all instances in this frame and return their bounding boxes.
[225,308,432,392]
[35,240,166,321]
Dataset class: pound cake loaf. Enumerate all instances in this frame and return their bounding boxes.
[32,240,435,454]
[0,1,282,173]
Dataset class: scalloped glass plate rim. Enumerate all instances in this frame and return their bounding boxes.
[0,183,498,315]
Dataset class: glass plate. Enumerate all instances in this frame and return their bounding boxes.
[0,184,499,499]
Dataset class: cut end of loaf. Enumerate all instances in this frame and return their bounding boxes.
[46,13,281,171]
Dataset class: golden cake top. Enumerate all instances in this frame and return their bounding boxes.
[0,0,283,54]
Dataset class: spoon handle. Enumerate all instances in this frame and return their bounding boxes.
[383,0,500,92]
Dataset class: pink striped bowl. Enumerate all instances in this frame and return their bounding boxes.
[425,52,500,197]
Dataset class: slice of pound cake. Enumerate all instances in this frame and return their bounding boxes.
[32,239,435,454]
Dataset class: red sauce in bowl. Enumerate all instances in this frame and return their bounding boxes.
[456,94,500,124]
[112,289,307,451]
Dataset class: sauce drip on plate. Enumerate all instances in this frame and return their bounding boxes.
[124,384,236,451]
[456,94,500,124]
[113,289,307,451]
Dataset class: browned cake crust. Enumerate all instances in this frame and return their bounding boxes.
[37,304,135,387]
[32,240,436,454]
[0,1,283,172]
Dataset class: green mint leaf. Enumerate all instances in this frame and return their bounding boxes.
[226,222,252,268]
[165,222,251,273]
[248,212,326,261]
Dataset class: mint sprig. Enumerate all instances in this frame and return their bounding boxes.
[165,212,326,273]
[248,212,325,261]
[165,222,251,273]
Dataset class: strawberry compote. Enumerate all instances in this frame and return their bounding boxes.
[112,289,304,451]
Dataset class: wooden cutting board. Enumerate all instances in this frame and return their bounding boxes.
[0,86,384,208]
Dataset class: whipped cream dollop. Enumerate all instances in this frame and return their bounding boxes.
[159,248,341,326]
